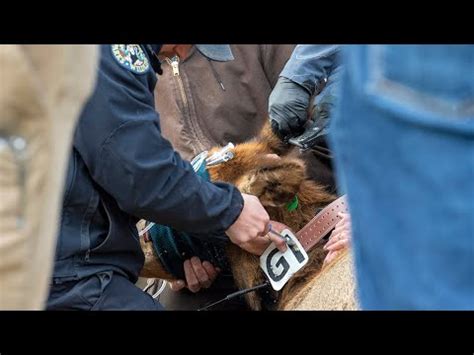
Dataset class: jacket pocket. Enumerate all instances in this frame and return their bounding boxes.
[89,199,112,254]
[84,271,113,310]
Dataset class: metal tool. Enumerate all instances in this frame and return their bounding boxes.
[206,150,234,167]
[288,119,328,151]
[267,224,296,246]
[205,142,235,166]
[190,150,209,171]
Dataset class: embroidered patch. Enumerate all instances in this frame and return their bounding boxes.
[111,45,150,74]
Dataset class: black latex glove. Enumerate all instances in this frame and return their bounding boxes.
[268,77,312,142]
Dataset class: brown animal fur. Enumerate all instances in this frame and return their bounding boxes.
[139,238,175,280]
[205,123,336,310]
[141,122,342,310]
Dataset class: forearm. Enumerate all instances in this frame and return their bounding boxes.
[95,120,244,235]
[280,45,341,94]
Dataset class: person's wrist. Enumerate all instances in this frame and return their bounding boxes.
[222,187,244,232]
[279,76,313,96]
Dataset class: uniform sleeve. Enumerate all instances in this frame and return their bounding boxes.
[280,45,341,94]
[74,45,243,236]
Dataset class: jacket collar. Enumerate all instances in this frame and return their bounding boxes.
[143,45,163,75]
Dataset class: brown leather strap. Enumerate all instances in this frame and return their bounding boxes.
[296,195,349,251]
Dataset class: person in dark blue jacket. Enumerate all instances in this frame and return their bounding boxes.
[47,44,285,310]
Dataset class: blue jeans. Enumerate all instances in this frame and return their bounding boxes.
[329,45,474,310]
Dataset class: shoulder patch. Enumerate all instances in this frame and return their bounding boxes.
[111,45,150,74]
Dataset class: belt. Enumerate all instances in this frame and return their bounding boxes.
[202,195,349,310]
[297,194,349,251]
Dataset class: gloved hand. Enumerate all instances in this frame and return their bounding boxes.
[268,77,312,141]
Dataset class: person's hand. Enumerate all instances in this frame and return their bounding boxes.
[239,220,289,255]
[323,212,352,265]
[268,76,312,141]
[169,257,220,293]
[225,193,270,246]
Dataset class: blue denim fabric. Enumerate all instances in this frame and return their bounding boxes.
[280,45,341,94]
[329,45,474,309]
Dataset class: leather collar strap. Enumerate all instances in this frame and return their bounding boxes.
[296,195,349,252]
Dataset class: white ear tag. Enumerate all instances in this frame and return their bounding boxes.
[259,229,309,291]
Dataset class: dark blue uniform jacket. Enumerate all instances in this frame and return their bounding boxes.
[53,45,243,284]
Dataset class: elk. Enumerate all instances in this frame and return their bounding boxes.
[140,123,357,310]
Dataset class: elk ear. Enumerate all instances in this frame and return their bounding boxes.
[239,158,307,208]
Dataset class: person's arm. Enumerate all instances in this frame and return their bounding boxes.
[95,119,244,235]
[169,221,290,293]
[75,46,243,238]
[280,44,340,94]
[268,45,341,141]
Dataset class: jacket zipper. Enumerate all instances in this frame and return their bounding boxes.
[165,56,188,106]
[164,56,207,153]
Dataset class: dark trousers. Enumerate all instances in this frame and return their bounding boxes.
[47,271,164,310]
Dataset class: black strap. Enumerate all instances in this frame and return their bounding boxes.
[197,281,271,311]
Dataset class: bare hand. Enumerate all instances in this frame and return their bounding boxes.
[323,212,352,265]
[238,220,289,255]
[169,257,220,293]
[225,193,270,246]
